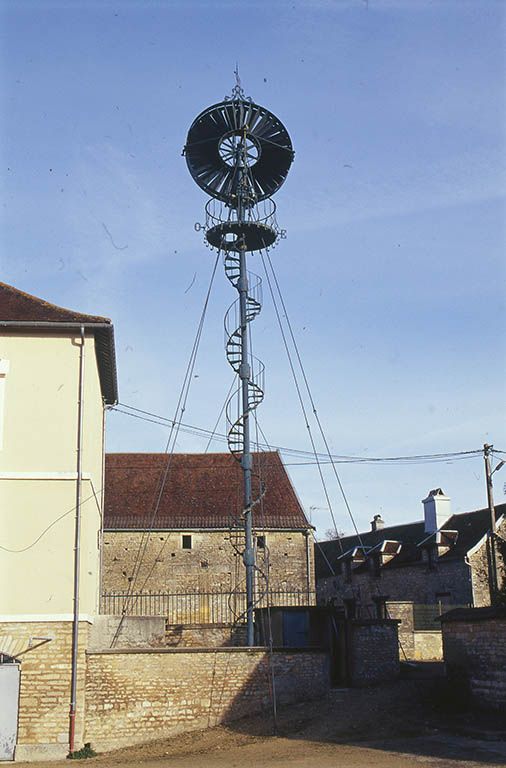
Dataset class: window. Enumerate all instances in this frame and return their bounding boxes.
[182,534,192,550]
[256,535,265,549]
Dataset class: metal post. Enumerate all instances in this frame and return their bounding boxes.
[484,443,498,600]
[69,326,85,753]
[236,141,255,647]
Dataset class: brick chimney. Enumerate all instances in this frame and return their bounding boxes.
[371,514,385,532]
[422,489,451,533]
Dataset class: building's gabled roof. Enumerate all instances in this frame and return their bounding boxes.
[104,451,312,531]
[315,503,506,578]
[0,281,118,404]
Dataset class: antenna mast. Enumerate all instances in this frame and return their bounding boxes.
[184,79,294,645]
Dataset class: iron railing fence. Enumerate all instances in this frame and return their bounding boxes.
[100,588,317,624]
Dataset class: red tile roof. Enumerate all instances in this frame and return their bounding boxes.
[104,452,311,530]
[0,281,111,323]
[0,282,118,404]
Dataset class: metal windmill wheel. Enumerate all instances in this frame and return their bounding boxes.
[184,99,294,206]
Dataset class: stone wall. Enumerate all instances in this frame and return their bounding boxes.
[385,601,415,659]
[385,602,442,660]
[413,631,442,660]
[84,647,329,751]
[165,623,247,647]
[467,520,506,607]
[0,620,90,761]
[441,607,506,711]
[89,615,166,650]
[318,558,472,616]
[347,620,400,686]
[102,529,313,595]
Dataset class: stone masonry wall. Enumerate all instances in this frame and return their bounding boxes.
[385,602,442,660]
[318,559,471,616]
[102,529,313,595]
[413,631,442,660]
[442,615,506,710]
[84,647,329,751]
[164,623,247,647]
[467,519,506,607]
[0,621,90,761]
[348,620,400,686]
[385,601,415,659]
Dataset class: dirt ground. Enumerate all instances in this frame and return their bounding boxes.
[18,681,506,767]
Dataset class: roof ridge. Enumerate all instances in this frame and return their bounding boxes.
[0,281,110,324]
[106,450,280,458]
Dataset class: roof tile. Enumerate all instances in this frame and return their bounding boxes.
[104,451,311,530]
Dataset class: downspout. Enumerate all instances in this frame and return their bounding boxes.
[69,326,85,754]
[464,555,475,606]
[304,531,311,602]
[98,402,107,611]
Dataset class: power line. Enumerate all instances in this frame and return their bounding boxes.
[110,252,220,645]
[111,404,487,466]
[0,488,100,553]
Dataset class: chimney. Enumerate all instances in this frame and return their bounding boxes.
[422,489,451,533]
[371,514,385,532]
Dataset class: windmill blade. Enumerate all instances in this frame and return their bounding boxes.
[185,98,294,204]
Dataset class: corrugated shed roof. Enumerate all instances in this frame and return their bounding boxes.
[104,451,311,530]
[315,503,506,578]
[0,281,118,404]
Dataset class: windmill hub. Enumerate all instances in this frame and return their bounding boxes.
[218,132,260,168]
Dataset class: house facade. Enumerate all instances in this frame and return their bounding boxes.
[0,282,117,760]
[101,451,315,609]
[315,490,506,659]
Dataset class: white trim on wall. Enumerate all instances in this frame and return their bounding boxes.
[0,614,95,623]
[0,472,91,480]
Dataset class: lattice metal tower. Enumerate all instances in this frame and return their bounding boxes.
[184,78,294,645]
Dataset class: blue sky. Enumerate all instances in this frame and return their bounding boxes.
[2,0,505,536]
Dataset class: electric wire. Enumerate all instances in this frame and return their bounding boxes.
[110,252,220,645]
[260,248,344,555]
[261,248,409,629]
[111,404,485,466]
[204,377,237,453]
[263,247,364,545]
[127,252,220,602]
[0,487,100,553]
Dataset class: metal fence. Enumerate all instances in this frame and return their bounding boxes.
[100,588,317,624]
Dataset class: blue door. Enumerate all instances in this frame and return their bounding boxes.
[282,610,309,647]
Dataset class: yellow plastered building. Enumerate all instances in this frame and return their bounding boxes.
[0,282,117,760]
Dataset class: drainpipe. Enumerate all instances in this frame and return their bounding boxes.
[98,403,107,611]
[69,326,85,754]
[304,531,312,602]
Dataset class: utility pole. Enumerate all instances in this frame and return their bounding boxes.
[484,443,498,600]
